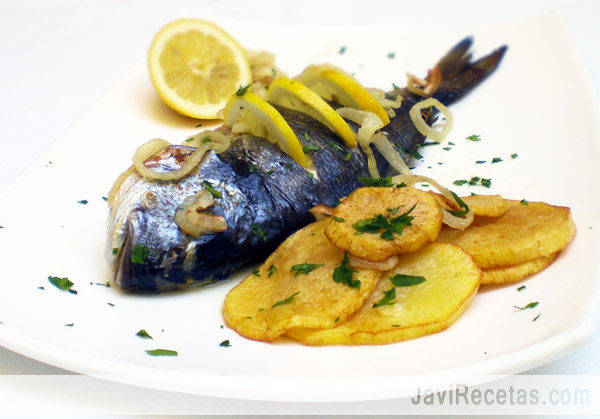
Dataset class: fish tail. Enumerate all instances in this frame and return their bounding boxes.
[433,37,508,105]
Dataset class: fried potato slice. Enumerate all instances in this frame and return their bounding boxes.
[286,243,480,345]
[481,252,559,285]
[436,200,576,268]
[429,192,507,217]
[222,220,381,341]
[325,187,442,262]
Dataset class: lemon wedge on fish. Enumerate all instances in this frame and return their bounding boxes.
[148,19,252,119]
[295,64,390,125]
[267,78,356,147]
[224,90,308,167]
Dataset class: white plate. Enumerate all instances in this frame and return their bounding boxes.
[0,12,599,402]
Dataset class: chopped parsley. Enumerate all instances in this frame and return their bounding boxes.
[466,134,481,141]
[387,52,395,59]
[453,179,467,186]
[511,153,518,159]
[514,301,539,311]
[491,157,503,163]
[145,349,178,357]
[219,339,232,347]
[101,196,108,202]
[445,192,470,217]
[392,83,401,90]
[235,84,251,96]
[520,199,528,205]
[345,152,352,161]
[48,276,74,291]
[250,223,267,242]
[453,177,491,188]
[373,288,396,308]
[475,160,486,164]
[333,253,360,289]
[517,285,527,292]
[268,264,277,277]
[0,226,3,229]
[107,302,114,307]
[64,323,74,327]
[112,247,119,255]
[532,313,541,322]
[327,141,344,153]
[353,204,416,241]
[136,329,153,339]
[339,46,347,54]
[271,68,277,77]
[389,274,426,287]
[303,144,321,153]
[481,178,492,188]
[201,180,222,198]
[333,216,345,222]
[306,171,314,179]
[249,164,258,173]
[303,132,311,142]
[442,147,452,151]
[291,263,324,277]
[131,244,150,265]
[195,123,203,128]
[272,291,300,308]
[252,269,260,277]
[77,200,88,205]
[357,175,393,187]
[201,137,212,144]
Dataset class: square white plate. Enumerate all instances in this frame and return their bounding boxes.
[0,12,599,402]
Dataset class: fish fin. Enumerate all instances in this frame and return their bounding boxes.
[433,37,508,105]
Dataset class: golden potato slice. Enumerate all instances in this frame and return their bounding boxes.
[222,220,381,341]
[436,200,576,268]
[325,187,442,262]
[429,192,507,217]
[481,252,559,285]
[286,243,480,345]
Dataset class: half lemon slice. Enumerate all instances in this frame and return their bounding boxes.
[223,91,307,167]
[295,64,390,125]
[148,19,252,119]
[267,78,356,147]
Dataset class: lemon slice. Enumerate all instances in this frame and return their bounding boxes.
[223,91,307,167]
[296,64,390,125]
[267,78,356,147]
[148,19,252,119]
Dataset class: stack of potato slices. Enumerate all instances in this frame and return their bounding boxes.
[223,185,576,345]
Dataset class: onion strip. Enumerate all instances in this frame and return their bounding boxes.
[174,190,227,236]
[409,98,453,142]
[371,133,412,175]
[391,174,474,229]
[133,131,231,181]
[107,165,136,207]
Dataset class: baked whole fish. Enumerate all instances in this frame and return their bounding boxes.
[106,37,507,292]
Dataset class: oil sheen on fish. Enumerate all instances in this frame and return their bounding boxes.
[106,37,507,292]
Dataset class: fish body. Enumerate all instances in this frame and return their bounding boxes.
[107,38,507,292]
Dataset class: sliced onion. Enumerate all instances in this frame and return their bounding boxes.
[336,107,384,143]
[107,165,136,207]
[409,98,453,142]
[133,131,231,181]
[309,203,335,220]
[391,174,474,229]
[407,66,442,98]
[371,132,412,175]
[349,255,399,271]
[174,190,227,236]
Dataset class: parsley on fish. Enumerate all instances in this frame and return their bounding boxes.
[202,180,222,198]
[145,349,178,356]
[327,141,344,153]
[131,244,150,265]
[333,253,360,289]
[111,247,119,255]
[136,329,153,339]
[357,175,393,187]
[303,144,321,153]
[390,274,426,287]
[48,276,74,291]
[353,204,416,241]
[250,223,267,242]
[272,291,300,308]
[373,288,396,308]
[291,263,324,277]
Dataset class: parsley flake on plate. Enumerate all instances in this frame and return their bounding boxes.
[514,301,539,311]
[145,349,178,357]
[219,339,232,347]
[48,276,74,291]
[136,329,153,339]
